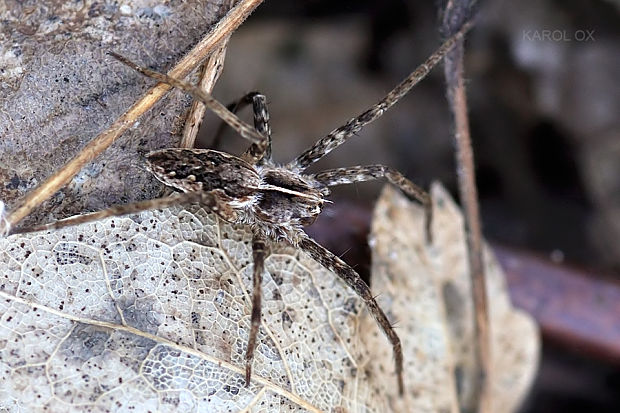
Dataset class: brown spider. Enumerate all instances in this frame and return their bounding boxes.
[15,20,473,394]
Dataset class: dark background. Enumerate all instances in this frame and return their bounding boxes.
[201,0,620,411]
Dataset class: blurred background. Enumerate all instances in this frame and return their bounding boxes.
[198,0,620,411]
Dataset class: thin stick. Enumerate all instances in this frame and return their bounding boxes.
[180,39,230,149]
[3,0,264,233]
[441,3,489,413]
[451,56,490,413]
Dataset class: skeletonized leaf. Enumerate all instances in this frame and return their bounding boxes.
[0,184,538,412]
[0,205,387,412]
[0,184,539,412]
[361,184,540,413]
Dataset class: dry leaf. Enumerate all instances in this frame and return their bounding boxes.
[0,183,540,412]
[361,184,540,413]
[0,0,236,228]
[0,205,388,412]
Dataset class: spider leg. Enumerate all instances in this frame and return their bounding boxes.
[245,234,267,386]
[288,20,473,171]
[9,191,234,235]
[211,92,272,165]
[242,93,273,165]
[297,233,404,395]
[108,53,267,146]
[312,165,432,243]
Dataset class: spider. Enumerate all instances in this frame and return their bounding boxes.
[14,20,473,395]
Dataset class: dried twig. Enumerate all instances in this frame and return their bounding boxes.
[439,1,488,413]
[180,39,230,149]
[3,0,264,233]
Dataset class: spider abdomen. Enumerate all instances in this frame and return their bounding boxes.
[146,149,262,197]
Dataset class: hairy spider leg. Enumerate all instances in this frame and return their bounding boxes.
[288,20,473,171]
[245,235,267,385]
[108,52,267,147]
[214,92,273,386]
[10,192,227,234]
[211,92,271,160]
[296,232,405,395]
[242,93,273,165]
[312,165,433,242]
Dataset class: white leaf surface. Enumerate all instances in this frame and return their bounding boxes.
[0,184,539,412]
[0,205,384,412]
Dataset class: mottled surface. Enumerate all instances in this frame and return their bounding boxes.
[0,204,383,412]
[0,0,237,228]
[361,184,540,413]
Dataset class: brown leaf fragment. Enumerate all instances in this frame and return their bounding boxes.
[361,184,540,413]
